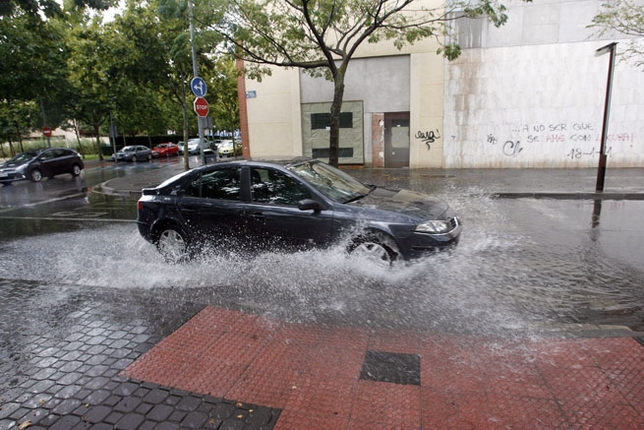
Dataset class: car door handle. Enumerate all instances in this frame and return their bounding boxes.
[248,212,265,219]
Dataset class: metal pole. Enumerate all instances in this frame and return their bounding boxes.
[595,42,617,193]
[188,0,206,165]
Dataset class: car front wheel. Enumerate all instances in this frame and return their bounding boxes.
[156,226,189,263]
[132,155,138,162]
[29,169,43,182]
[71,164,82,176]
[348,232,401,268]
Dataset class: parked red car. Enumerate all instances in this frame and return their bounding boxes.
[151,143,179,158]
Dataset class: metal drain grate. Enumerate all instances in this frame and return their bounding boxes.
[360,350,421,386]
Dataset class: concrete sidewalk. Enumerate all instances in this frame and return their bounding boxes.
[95,158,644,200]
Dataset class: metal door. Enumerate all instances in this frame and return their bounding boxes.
[384,113,410,168]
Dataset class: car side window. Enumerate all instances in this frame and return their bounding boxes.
[185,167,241,201]
[251,168,311,206]
[39,150,54,160]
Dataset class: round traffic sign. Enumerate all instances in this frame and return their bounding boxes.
[193,97,209,117]
[43,126,52,137]
[190,77,207,97]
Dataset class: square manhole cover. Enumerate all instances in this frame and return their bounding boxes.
[360,350,421,386]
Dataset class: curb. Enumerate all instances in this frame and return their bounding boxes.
[493,192,644,200]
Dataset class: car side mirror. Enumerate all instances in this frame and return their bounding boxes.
[298,199,322,212]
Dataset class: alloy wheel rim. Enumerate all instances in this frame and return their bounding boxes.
[158,230,186,262]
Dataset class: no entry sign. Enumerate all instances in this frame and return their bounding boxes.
[43,127,52,137]
[193,97,209,117]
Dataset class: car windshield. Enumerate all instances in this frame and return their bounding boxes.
[289,160,371,203]
[9,151,39,163]
[122,147,135,152]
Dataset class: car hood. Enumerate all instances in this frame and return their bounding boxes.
[348,187,450,219]
[0,159,31,168]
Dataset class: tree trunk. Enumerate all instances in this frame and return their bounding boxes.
[328,70,346,168]
[94,124,103,161]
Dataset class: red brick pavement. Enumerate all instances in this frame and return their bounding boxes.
[124,306,644,429]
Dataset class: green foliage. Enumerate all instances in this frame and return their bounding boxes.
[0,0,239,158]
[0,0,117,18]
[590,0,644,69]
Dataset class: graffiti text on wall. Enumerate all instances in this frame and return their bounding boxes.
[503,140,523,157]
[510,123,633,145]
[482,122,634,159]
[415,129,441,151]
[567,146,613,159]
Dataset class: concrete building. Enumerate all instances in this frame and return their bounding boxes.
[238,0,644,168]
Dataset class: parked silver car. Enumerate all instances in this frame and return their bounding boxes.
[113,145,152,162]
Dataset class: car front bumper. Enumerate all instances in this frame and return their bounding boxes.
[395,220,462,260]
[0,170,26,182]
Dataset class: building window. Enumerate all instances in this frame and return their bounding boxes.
[311,147,354,158]
[310,113,353,130]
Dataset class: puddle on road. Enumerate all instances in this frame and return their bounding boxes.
[0,193,642,336]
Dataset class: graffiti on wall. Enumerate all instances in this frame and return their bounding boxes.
[415,129,441,151]
[485,122,633,159]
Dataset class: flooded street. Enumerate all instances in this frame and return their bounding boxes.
[1,164,642,337]
[1,163,643,429]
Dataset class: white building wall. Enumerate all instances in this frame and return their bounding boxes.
[443,0,644,168]
[244,67,303,159]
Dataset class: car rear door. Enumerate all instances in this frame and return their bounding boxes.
[244,166,338,251]
[176,166,248,250]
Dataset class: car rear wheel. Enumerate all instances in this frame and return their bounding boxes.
[71,164,82,176]
[156,226,189,263]
[348,232,401,268]
[30,169,43,182]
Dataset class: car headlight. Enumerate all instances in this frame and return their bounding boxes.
[415,219,453,234]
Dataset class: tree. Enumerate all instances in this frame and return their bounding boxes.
[204,56,240,139]
[0,0,115,18]
[0,12,70,149]
[591,0,644,69]
[66,16,117,160]
[210,0,510,166]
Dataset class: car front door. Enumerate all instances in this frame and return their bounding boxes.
[38,149,66,177]
[244,166,337,252]
[176,166,248,250]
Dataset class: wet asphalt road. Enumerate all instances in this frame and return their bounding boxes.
[0,158,642,336]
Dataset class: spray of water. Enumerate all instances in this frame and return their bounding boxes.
[2,191,641,337]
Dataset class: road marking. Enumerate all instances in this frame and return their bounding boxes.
[0,193,89,214]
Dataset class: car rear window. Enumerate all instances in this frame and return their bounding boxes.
[185,167,241,201]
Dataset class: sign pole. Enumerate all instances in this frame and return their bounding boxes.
[188,0,207,166]
[595,42,617,193]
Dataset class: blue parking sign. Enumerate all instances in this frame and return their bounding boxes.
[190,77,207,97]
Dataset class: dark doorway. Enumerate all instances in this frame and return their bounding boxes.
[384,112,410,168]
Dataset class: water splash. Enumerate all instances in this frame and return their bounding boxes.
[1,195,642,336]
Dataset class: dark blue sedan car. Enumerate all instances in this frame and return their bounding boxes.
[137,158,461,265]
